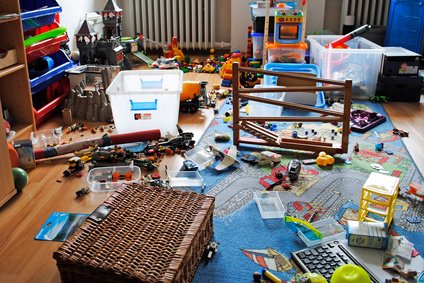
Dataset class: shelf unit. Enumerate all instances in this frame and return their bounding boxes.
[0,0,36,207]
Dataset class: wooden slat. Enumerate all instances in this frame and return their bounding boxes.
[239,116,344,123]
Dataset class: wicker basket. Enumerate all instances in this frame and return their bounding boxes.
[53,184,215,283]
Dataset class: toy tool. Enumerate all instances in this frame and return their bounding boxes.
[325,24,371,48]
[34,129,161,160]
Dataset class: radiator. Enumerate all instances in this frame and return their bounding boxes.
[341,0,390,30]
[131,0,216,50]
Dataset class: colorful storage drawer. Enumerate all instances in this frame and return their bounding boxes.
[20,0,62,32]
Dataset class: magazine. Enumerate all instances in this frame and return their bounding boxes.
[35,212,88,242]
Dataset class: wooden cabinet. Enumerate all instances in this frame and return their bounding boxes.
[0,0,36,207]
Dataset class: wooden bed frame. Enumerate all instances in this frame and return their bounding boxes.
[231,63,352,155]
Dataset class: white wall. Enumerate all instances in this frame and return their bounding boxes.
[57,0,108,51]
[60,0,331,52]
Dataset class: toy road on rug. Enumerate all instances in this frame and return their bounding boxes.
[191,99,424,283]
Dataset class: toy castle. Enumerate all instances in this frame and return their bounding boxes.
[75,0,124,66]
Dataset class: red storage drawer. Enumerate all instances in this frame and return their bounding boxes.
[26,33,68,63]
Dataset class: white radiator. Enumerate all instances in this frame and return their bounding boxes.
[131,0,216,50]
[341,0,390,31]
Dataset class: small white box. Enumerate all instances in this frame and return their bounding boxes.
[254,191,286,219]
[167,171,203,187]
[307,35,384,96]
[106,70,183,135]
[347,220,388,250]
[298,218,346,247]
[87,166,141,192]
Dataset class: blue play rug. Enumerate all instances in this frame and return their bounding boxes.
[190,99,424,282]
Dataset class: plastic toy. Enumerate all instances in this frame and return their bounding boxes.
[207,144,239,171]
[183,160,198,171]
[262,269,282,283]
[350,109,387,133]
[316,152,334,167]
[12,167,28,192]
[75,187,90,198]
[358,172,400,225]
[63,156,84,177]
[330,264,370,283]
[295,273,327,283]
[287,159,301,180]
[274,8,304,44]
[75,0,124,67]
[232,64,352,155]
[151,57,179,69]
[204,240,220,262]
[393,128,409,137]
[369,95,389,103]
[325,25,371,49]
[24,27,67,47]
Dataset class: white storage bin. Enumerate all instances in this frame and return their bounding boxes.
[106,70,183,135]
[254,191,286,219]
[87,165,141,192]
[248,85,285,117]
[307,35,384,96]
[298,218,346,247]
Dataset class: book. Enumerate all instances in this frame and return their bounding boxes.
[35,212,88,242]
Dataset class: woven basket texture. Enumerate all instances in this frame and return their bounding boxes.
[53,184,215,283]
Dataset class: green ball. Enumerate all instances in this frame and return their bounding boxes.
[331,264,371,283]
[12,167,28,192]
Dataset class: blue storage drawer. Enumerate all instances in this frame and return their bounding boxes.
[20,0,62,32]
[29,49,73,94]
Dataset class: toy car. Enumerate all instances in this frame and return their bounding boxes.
[63,156,84,177]
[287,159,301,181]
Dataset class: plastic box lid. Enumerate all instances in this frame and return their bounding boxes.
[87,165,141,192]
[307,35,384,54]
[254,191,286,219]
[106,70,183,95]
[263,63,325,108]
[298,218,346,247]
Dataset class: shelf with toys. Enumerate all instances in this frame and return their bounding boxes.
[0,0,36,207]
[21,0,73,125]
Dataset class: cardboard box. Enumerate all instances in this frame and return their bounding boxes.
[13,139,36,170]
[0,49,18,70]
[347,220,388,250]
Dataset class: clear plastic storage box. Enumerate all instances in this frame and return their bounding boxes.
[298,218,346,247]
[87,165,141,192]
[167,171,204,187]
[254,191,286,219]
[30,127,62,148]
[106,70,183,135]
[267,42,307,63]
[251,32,273,59]
[307,35,384,96]
[184,146,215,171]
[248,85,285,117]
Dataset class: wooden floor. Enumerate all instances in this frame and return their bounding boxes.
[0,71,423,283]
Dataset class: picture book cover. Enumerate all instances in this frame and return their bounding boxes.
[35,212,88,242]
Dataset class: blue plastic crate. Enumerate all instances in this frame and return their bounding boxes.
[20,0,62,32]
[29,49,73,94]
[385,0,424,53]
[263,63,325,108]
